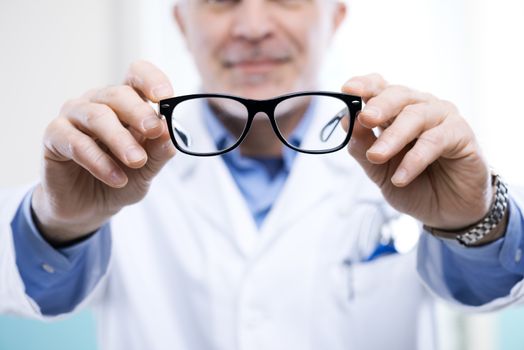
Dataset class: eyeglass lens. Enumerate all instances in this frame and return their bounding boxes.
[168,95,352,155]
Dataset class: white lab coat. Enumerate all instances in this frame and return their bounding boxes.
[1,99,524,350]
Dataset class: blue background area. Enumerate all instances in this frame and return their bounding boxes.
[0,310,97,350]
[1,306,524,350]
[499,305,524,350]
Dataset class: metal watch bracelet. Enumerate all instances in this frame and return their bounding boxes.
[423,173,509,246]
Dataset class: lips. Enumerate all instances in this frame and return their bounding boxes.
[224,58,289,74]
[220,41,293,71]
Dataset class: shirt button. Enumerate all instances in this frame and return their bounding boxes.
[41,263,55,274]
[515,248,522,263]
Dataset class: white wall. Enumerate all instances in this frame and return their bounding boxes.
[0,0,120,186]
[1,0,524,349]
[465,0,524,186]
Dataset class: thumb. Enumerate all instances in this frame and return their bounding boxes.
[136,121,176,182]
[347,117,375,164]
[347,119,389,186]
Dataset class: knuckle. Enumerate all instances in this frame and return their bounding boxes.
[127,60,155,83]
[107,132,132,151]
[401,104,423,119]
[90,147,108,169]
[130,102,154,119]
[381,126,402,144]
[82,87,102,100]
[98,85,133,102]
[60,98,83,115]
[129,59,149,72]
[438,99,458,113]
[419,130,444,149]
[126,60,152,82]
[125,71,142,88]
[380,93,399,112]
[419,90,438,102]
[66,135,85,159]
[84,104,113,125]
[72,138,105,168]
[368,72,385,82]
[402,103,419,114]
[46,116,65,131]
[43,118,65,147]
[95,86,114,101]
[387,84,410,94]
[407,147,429,165]
[119,85,136,99]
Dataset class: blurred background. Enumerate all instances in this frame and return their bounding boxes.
[1,0,523,349]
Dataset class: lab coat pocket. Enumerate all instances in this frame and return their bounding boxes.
[336,249,424,350]
[347,250,416,300]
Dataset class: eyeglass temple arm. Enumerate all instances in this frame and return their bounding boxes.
[155,101,192,147]
[172,120,192,148]
[319,106,349,142]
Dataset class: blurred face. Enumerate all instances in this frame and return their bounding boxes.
[175,0,346,100]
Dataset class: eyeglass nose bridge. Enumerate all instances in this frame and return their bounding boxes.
[239,99,298,147]
[243,98,279,118]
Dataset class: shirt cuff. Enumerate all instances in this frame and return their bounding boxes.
[17,189,107,270]
[11,189,111,314]
[436,195,524,275]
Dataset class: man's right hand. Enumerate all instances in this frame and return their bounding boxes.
[31,60,177,246]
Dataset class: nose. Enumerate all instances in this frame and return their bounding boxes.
[231,0,273,41]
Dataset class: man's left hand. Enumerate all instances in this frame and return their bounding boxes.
[342,73,493,230]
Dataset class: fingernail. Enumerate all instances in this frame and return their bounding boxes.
[110,170,127,186]
[143,116,160,131]
[362,106,381,119]
[152,84,172,100]
[125,146,146,163]
[368,141,388,155]
[344,81,364,92]
[392,168,408,185]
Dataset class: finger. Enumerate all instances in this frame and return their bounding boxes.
[390,124,450,187]
[135,120,177,182]
[44,118,128,188]
[357,85,434,129]
[65,101,149,168]
[347,118,395,187]
[124,60,174,102]
[341,73,388,103]
[366,102,446,164]
[90,85,164,139]
[348,117,377,163]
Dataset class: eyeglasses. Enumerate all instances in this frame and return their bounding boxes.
[159,91,362,156]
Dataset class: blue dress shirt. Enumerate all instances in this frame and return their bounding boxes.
[432,197,524,305]
[201,97,316,228]
[11,192,111,315]
[10,99,524,315]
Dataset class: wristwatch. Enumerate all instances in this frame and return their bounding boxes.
[423,172,509,246]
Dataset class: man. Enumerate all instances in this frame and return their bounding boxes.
[1,0,523,349]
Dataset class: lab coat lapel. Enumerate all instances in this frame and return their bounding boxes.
[255,149,360,254]
[165,105,259,258]
[255,100,363,256]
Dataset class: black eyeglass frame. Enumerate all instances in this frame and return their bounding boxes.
[159,91,362,157]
